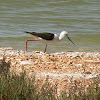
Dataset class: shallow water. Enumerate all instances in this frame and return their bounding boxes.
[0,0,100,52]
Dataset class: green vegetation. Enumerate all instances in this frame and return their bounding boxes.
[0,58,100,100]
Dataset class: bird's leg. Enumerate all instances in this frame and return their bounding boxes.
[44,44,47,53]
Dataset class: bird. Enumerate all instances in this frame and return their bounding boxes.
[25,31,75,53]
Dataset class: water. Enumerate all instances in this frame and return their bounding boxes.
[0,0,100,52]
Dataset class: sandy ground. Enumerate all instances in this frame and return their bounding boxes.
[0,47,100,93]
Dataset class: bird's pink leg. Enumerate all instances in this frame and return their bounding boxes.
[26,40,40,52]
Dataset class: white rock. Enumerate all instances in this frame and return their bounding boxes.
[20,60,33,65]
[85,60,100,63]
[0,57,3,61]
[76,64,83,67]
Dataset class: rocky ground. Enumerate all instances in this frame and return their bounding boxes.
[0,47,100,94]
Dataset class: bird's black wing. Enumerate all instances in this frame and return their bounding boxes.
[25,31,54,40]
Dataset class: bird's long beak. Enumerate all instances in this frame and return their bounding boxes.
[67,37,75,45]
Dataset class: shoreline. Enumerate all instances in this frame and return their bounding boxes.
[0,47,100,93]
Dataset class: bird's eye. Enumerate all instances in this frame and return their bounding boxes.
[66,34,68,37]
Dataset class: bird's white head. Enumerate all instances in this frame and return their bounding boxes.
[59,31,75,45]
[59,31,68,40]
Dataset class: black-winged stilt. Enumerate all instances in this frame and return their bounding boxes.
[25,31,75,52]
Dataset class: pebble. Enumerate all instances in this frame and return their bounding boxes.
[0,57,3,61]
[76,64,83,67]
[20,60,33,65]
[85,60,100,63]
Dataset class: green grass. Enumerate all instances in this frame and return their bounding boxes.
[0,71,56,100]
[0,58,100,100]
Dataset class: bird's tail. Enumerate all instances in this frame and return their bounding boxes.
[24,31,31,34]
[24,31,34,35]
[24,31,36,34]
